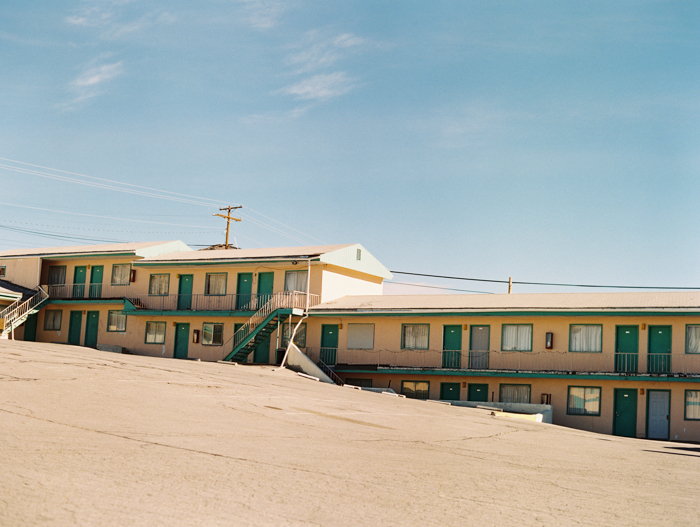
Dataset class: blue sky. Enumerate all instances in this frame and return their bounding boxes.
[1,1,699,294]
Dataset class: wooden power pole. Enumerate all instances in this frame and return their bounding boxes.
[213,206,242,249]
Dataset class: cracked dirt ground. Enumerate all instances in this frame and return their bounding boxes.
[1,340,699,526]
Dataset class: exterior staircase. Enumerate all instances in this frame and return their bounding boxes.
[0,286,49,339]
[223,291,307,363]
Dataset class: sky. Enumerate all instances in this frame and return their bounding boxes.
[1,1,699,295]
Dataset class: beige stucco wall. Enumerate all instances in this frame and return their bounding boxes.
[0,257,42,289]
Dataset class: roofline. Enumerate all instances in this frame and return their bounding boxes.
[133,257,322,267]
[307,309,700,317]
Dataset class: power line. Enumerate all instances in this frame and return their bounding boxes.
[385,281,493,294]
[390,271,700,291]
[0,224,127,244]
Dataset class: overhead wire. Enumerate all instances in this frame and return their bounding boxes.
[384,281,493,294]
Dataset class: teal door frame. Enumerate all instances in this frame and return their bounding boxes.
[89,265,104,299]
[174,323,190,359]
[321,324,339,365]
[467,383,489,402]
[68,311,82,346]
[440,382,460,400]
[442,325,462,368]
[613,388,638,438]
[73,266,87,298]
[648,325,671,374]
[84,311,99,348]
[257,272,274,309]
[615,325,639,373]
[236,273,253,310]
[177,275,193,310]
[646,389,671,440]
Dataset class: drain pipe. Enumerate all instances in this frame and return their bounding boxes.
[280,258,312,369]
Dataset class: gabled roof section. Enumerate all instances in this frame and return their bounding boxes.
[309,291,700,314]
[0,241,191,259]
[0,279,33,301]
[135,244,393,279]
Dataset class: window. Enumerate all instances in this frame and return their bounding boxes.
[284,270,308,293]
[687,326,700,354]
[401,380,429,400]
[346,378,372,388]
[500,384,531,403]
[501,324,532,351]
[0,266,5,277]
[48,266,66,285]
[347,323,374,349]
[111,264,131,286]
[281,322,306,348]
[107,311,126,332]
[202,323,224,346]
[570,325,602,353]
[145,321,166,344]
[43,310,62,331]
[356,248,361,261]
[567,386,601,415]
[205,273,227,295]
[402,324,429,350]
[685,390,700,420]
[148,274,169,296]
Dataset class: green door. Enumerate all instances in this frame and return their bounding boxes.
[440,382,460,400]
[253,334,271,364]
[68,311,82,345]
[648,326,671,374]
[89,265,103,298]
[174,323,190,359]
[257,272,274,309]
[321,324,339,365]
[613,388,638,437]
[615,326,638,373]
[177,275,193,310]
[467,383,489,402]
[236,273,253,310]
[73,266,87,298]
[23,313,37,341]
[442,325,462,368]
[84,311,99,347]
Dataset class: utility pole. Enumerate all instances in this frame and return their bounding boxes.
[213,206,242,249]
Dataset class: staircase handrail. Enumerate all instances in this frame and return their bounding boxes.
[223,291,311,355]
[1,286,49,329]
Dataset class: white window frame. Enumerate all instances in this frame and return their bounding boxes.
[145,321,166,344]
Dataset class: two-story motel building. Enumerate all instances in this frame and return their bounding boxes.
[2,241,700,442]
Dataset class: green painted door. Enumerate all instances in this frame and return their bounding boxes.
[257,272,274,309]
[442,325,462,368]
[321,324,339,365]
[236,273,253,310]
[73,266,87,298]
[89,265,103,298]
[177,275,193,310]
[174,323,190,359]
[68,311,82,346]
[613,388,638,437]
[23,313,37,341]
[647,390,670,440]
[648,326,671,374]
[440,382,460,400]
[253,334,270,364]
[615,326,638,373]
[467,383,489,402]
[84,311,99,347]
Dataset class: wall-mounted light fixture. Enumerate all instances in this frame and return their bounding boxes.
[193,330,200,344]
[545,332,553,350]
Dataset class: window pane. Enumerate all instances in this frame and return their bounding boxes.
[687,326,700,354]
[44,310,62,330]
[402,381,429,400]
[282,322,306,348]
[107,311,126,332]
[503,325,531,351]
[500,384,530,403]
[202,323,223,345]
[149,275,169,296]
[206,274,226,295]
[570,325,602,352]
[686,391,700,420]
[347,324,374,349]
[48,266,66,285]
[112,264,130,285]
[568,387,600,415]
[146,322,165,344]
[284,271,308,293]
[403,324,429,349]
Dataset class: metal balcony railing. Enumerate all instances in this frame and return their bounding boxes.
[44,283,134,300]
[303,348,700,376]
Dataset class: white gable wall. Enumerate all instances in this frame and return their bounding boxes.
[320,266,383,303]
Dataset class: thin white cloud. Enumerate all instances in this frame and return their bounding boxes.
[59,59,124,111]
[280,72,356,101]
[236,0,288,29]
[286,30,366,74]
[64,2,175,40]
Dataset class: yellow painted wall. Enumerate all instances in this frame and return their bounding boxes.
[0,257,42,288]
